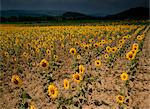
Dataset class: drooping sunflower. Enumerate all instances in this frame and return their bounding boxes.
[120,72,128,81]
[79,65,85,74]
[70,48,77,55]
[48,84,58,99]
[40,59,49,68]
[95,60,101,67]
[72,73,82,83]
[11,75,22,85]
[116,95,124,103]
[126,51,135,60]
[63,79,69,90]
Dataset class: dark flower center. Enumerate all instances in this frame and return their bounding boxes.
[118,96,123,100]
[14,79,19,84]
[75,75,80,80]
[42,62,47,67]
[51,89,55,94]
[71,50,74,53]
[129,54,133,58]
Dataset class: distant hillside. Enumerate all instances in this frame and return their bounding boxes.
[105,7,149,20]
[0,10,65,17]
[62,12,93,19]
[0,7,149,22]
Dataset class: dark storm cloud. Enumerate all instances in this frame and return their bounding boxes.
[1,0,149,14]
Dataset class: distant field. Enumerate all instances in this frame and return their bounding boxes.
[0,22,149,109]
[0,20,149,26]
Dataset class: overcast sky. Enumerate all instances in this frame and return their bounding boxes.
[1,0,149,14]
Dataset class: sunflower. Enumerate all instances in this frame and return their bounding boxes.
[111,47,117,53]
[22,52,28,58]
[95,60,101,67]
[63,79,69,90]
[72,73,82,83]
[84,44,89,50]
[101,40,106,44]
[104,54,109,59]
[29,102,36,109]
[116,95,124,103]
[132,43,139,51]
[35,48,40,53]
[99,42,103,47]
[119,39,125,44]
[4,52,9,57]
[46,49,51,55]
[75,41,79,45]
[126,51,135,60]
[120,72,128,81]
[106,46,111,53]
[11,75,22,85]
[53,55,58,61]
[40,59,49,68]
[137,35,143,41]
[48,84,58,99]
[79,65,85,74]
[70,48,77,55]
[77,54,81,60]
[89,38,94,43]
[94,43,99,48]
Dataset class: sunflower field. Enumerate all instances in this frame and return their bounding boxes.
[0,23,150,109]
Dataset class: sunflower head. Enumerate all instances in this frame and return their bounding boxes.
[94,43,99,48]
[79,65,85,74]
[84,45,89,50]
[126,51,136,60]
[22,52,29,58]
[40,59,49,68]
[4,52,9,57]
[111,47,117,53]
[75,41,79,45]
[95,60,101,67]
[77,54,81,60]
[137,35,143,41]
[106,46,111,53]
[116,95,124,103]
[29,102,36,109]
[72,73,82,83]
[11,75,22,85]
[48,84,58,99]
[63,79,69,90]
[70,48,77,55]
[46,49,51,55]
[121,72,128,81]
[132,43,139,51]
[119,39,125,44]
[53,55,58,61]
[104,54,109,59]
